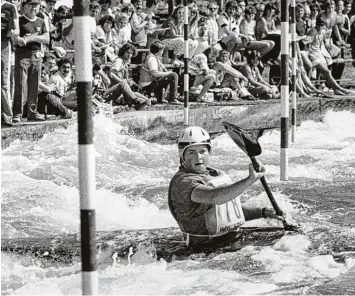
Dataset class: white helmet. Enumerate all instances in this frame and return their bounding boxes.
[178,126,211,158]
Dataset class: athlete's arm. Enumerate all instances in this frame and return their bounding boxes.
[191,163,265,205]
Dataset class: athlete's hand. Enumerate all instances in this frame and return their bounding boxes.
[262,208,285,221]
[248,162,264,182]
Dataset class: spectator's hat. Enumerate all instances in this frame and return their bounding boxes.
[22,0,42,5]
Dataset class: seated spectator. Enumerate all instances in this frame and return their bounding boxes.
[43,52,59,77]
[188,48,216,102]
[212,49,249,96]
[239,5,275,58]
[104,43,152,110]
[318,0,344,59]
[254,2,265,21]
[113,13,132,49]
[155,0,169,15]
[303,17,355,95]
[92,63,111,98]
[160,5,198,62]
[192,12,212,55]
[240,50,280,100]
[47,58,77,109]
[216,2,244,61]
[96,14,118,62]
[37,64,74,119]
[97,0,113,21]
[309,3,321,29]
[255,3,277,40]
[206,2,239,57]
[254,3,280,63]
[139,40,182,104]
[51,5,72,47]
[295,4,313,77]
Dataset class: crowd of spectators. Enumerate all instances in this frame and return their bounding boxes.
[2,0,355,126]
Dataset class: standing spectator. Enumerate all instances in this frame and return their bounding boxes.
[343,0,352,42]
[335,0,350,42]
[130,0,151,47]
[39,0,56,49]
[139,40,182,104]
[12,0,49,122]
[1,0,19,126]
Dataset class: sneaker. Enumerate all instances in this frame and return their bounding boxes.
[135,99,151,110]
[61,110,74,119]
[12,115,21,123]
[1,114,13,126]
[27,112,46,121]
[169,99,183,105]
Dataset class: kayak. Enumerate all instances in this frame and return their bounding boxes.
[1,226,288,265]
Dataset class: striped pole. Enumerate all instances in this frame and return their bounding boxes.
[183,0,189,126]
[290,0,297,143]
[280,0,289,181]
[73,0,98,294]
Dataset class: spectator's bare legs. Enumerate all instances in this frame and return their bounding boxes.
[246,40,275,57]
[193,72,216,101]
[213,62,247,81]
[317,63,355,95]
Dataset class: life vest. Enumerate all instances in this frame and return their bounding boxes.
[205,173,245,236]
[168,170,245,245]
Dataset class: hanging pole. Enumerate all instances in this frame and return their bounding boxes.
[280,0,289,181]
[73,0,98,294]
[291,0,297,143]
[183,0,189,126]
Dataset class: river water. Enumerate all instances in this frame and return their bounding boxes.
[1,110,355,295]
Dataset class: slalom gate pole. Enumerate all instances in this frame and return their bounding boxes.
[291,0,297,143]
[73,0,98,294]
[280,0,289,181]
[183,0,189,126]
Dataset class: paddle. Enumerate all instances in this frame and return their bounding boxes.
[223,122,300,232]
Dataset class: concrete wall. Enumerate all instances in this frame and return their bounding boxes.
[2,98,355,149]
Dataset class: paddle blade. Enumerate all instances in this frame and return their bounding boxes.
[223,122,262,157]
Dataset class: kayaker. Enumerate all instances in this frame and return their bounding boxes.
[168,126,284,250]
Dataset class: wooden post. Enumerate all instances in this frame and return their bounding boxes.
[183,0,189,126]
[73,0,98,294]
[280,0,289,181]
[291,0,297,143]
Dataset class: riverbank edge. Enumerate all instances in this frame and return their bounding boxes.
[2,96,355,149]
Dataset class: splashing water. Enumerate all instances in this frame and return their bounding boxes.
[2,110,355,295]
